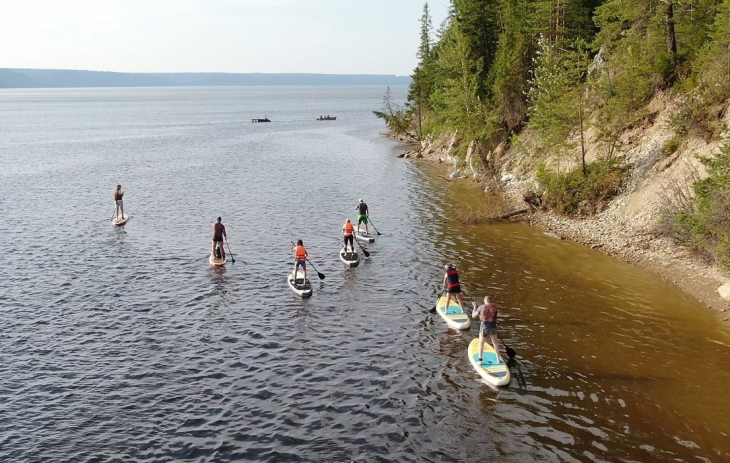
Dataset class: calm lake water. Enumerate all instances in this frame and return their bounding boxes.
[1,86,729,462]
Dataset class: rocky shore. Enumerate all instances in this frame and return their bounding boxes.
[391,109,730,320]
[501,182,730,319]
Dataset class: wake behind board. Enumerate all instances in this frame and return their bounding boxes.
[339,249,360,267]
[111,214,129,227]
[288,269,313,297]
[468,338,510,387]
[354,230,375,243]
[209,254,227,268]
[435,294,471,330]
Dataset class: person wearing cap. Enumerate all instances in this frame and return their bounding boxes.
[342,218,355,253]
[212,217,227,260]
[113,184,125,220]
[355,199,369,234]
[442,263,464,312]
[471,296,503,364]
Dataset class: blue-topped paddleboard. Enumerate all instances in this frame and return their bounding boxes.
[435,294,471,330]
[468,338,510,386]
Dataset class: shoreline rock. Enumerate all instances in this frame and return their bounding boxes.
[393,136,730,319]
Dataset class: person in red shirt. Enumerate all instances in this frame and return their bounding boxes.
[212,217,227,260]
[471,296,503,364]
[442,263,464,311]
[342,219,355,253]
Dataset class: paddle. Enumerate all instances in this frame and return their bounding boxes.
[499,335,517,359]
[367,218,382,236]
[430,288,446,313]
[291,241,325,280]
[353,234,370,258]
[225,240,236,264]
[306,259,326,280]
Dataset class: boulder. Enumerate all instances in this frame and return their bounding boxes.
[718,281,730,301]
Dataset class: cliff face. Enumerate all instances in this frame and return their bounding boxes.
[396,93,730,317]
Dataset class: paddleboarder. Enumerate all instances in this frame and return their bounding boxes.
[355,199,369,235]
[113,184,125,220]
[342,219,355,253]
[471,296,503,364]
[291,239,308,283]
[443,263,464,312]
[212,217,227,261]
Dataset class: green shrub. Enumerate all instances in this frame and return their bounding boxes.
[662,136,680,155]
[674,138,730,269]
[536,161,627,215]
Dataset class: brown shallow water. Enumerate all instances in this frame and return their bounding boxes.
[414,163,730,462]
[1,86,729,462]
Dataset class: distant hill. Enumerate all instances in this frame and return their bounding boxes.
[0,68,411,88]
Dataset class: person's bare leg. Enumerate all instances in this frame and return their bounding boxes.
[490,333,503,363]
[455,293,464,310]
[444,292,452,312]
[220,243,225,260]
[303,266,308,283]
[293,263,298,282]
[212,241,216,257]
[120,203,125,219]
[479,334,485,363]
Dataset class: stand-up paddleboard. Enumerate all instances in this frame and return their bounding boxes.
[111,214,129,227]
[435,294,471,330]
[354,229,375,243]
[288,269,313,297]
[209,254,227,268]
[339,249,360,267]
[467,338,510,387]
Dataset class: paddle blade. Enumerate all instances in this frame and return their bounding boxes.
[430,306,437,313]
[506,346,517,358]
[230,256,236,263]
[363,249,370,257]
[376,231,381,235]
[317,271,326,280]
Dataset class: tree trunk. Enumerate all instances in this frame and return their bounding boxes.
[665,2,677,63]
[580,101,587,177]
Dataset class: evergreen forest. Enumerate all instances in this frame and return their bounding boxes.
[377,0,730,269]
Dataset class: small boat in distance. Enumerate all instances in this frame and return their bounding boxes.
[251,116,271,122]
[317,115,336,121]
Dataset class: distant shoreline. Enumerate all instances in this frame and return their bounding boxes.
[0,68,411,89]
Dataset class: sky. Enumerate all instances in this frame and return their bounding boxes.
[0,0,450,76]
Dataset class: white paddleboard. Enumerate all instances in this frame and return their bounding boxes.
[288,269,313,297]
[339,249,359,267]
[354,229,375,243]
[209,253,227,268]
[111,214,130,227]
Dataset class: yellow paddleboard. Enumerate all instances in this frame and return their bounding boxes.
[468,338,510,386]
[435,295,471,330]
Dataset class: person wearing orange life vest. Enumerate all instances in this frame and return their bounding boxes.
[471,295,503,364]
[342,219,355,253]
[290,239,308,283]
[442,262,465,312]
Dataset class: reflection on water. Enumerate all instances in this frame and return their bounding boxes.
[0,87,729,462]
